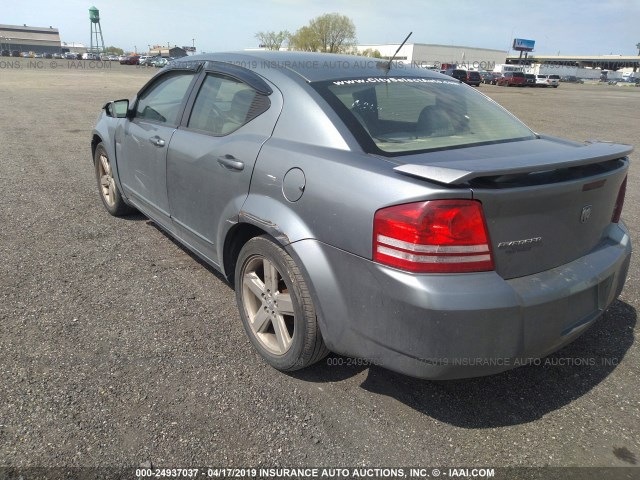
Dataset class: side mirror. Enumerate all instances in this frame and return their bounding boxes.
[103,99,130,119]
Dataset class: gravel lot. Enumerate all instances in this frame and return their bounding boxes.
[0,60,639,472]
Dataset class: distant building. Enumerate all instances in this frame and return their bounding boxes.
[149,45,188,58]
[0,24,61,54]
[61,42,87,54]
[507,53,640,75]
[355,43,507,71]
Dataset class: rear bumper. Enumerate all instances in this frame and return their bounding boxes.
[289,222,631,380]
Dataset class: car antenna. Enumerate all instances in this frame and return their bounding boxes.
[384,32,412,71]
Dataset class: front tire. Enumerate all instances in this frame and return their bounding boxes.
[94,142,134,216]
[235,235,329,371]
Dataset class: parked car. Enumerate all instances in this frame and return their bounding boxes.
[52,53,63,59]
[560,75,583,84]
[82,52,99,60]
[0,49,10,57]
[485,72,501,85]
[138,55,154,66]
[497,71,526,87]
[21,52,32,58]
[44,53,53,59]
[524,73,536,86]
[620,77,640,85]
[478,71,492,83]
[92,52,632,380]
[444,68,468,82]
[535,74,549,87]
[11,50,21,57]
[150,57,165,67]
[546,74,560,88]
[464,70,481,87]
[120,55,140,65]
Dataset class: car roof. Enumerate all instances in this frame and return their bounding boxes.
[172,51,444,83]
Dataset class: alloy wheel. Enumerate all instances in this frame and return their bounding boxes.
[241,256,295,356]
[97,152,116,207]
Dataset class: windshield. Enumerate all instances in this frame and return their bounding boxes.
[313,76,536,155]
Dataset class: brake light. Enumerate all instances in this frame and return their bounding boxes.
[373,200,494,273]
[612,176,627,223]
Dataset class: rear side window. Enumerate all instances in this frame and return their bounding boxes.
[188,74,270,135]
[135,72,195,125]
[314,76,536,156]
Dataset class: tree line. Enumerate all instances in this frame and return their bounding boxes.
[255,13,381,57]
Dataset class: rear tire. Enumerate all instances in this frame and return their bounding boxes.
[235,235,329,371]
[94,143,135,216]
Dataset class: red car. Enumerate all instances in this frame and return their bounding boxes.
[119,55,140,65]
[496,71,526,87]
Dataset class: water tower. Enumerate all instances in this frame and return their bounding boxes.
[89,6,105,54]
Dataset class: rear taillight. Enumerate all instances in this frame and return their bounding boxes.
[612,176,627,223]
[373,200,494,273]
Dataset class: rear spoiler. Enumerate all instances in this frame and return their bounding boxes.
[393,140,632,185]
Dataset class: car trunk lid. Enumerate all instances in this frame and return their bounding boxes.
[392,137,631,279]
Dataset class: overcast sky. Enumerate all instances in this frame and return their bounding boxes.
[4,0,640,55]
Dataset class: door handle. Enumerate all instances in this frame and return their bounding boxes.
[149,136,166,147]
[217,155,244,171]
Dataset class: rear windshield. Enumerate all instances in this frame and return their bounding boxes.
[313,76,536,156]
[468,72,481,78]
[512,72,525,78]
[548,75,560,79]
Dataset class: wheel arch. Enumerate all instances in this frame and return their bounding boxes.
[222,222,272,286]
[91,133,103,159]
[221,195,316,284]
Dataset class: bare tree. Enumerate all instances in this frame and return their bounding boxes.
[255,31,290,51]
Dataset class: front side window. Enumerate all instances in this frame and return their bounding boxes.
[188,74,270,136]
[135,72,195,125]
[314,76,536,155]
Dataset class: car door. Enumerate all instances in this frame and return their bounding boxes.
[117,69,198,222]
[166,65,281,266]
